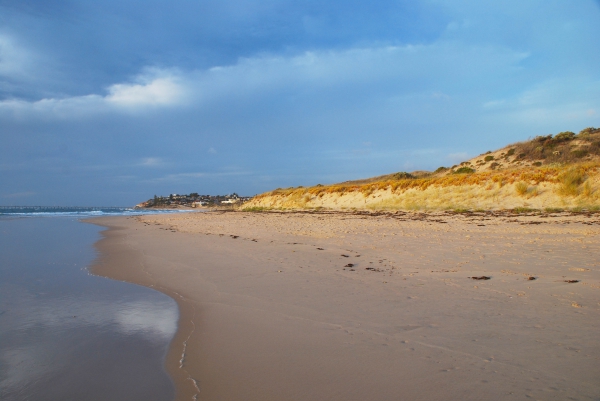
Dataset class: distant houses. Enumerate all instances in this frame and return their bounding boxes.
[141,192,251,208]
[221,194,241,204]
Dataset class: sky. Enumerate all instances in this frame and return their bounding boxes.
[1,0,599,206]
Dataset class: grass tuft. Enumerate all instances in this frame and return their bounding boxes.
[515,181,528,196]
[557,168,584,196]
[582,180,594,198]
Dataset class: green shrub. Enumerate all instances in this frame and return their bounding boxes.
[554,131,576,142]
[453,167,475,174]
[434,166,448,173]
[534,135,553,142]
[392,172,414,180]
[571,149,588,158]
[506,148,515,157]
[533,161,542,167]
[578,127,598,136]
[484,155,494,162]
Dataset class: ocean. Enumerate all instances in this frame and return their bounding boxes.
[0,208,187,400]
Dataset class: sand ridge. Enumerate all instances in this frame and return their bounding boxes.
[90,211,600,400]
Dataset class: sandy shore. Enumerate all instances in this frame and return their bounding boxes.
[88,210,600,401]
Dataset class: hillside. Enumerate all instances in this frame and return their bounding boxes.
[242,127,600,212]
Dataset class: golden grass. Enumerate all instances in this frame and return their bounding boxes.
[515,182,528,196]
[583,181,593,198]
[243,161,600,212]
[514,181,540,198]
[557,167,584,196]
[256,162,598,198]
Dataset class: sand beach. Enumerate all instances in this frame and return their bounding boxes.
[90,210,600,401]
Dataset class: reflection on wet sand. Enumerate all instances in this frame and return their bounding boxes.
[0,217,177,401]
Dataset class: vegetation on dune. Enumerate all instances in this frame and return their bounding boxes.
[453,167,475,174]
[557,167,585,197]
[514,181,529,196]
[507,127,600,165]
[251,161,598,200]
[242,127,600,212]
[434,127,600,175]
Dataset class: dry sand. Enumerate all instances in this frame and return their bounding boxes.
[88,210,600,401]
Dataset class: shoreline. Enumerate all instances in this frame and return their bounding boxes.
[87,211,600,400]
[86,216,200,400]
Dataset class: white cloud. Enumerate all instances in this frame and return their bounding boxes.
[0,69,185,118]
[0,34,597,146]
[106,76,183,106]
[193,43,528,102]
[0,33,33,78]
[0,94,105,120]
[432,91,451,100]
[0,41,528,119]
[138,157,165,167]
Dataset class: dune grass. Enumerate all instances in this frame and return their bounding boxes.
[242,161,600,212]
[255,162,598,199]
[557,168,585,196]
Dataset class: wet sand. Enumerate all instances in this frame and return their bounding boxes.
[0,217,176,401]
[90,211,600,401]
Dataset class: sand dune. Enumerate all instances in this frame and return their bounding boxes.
[243,163,600,212]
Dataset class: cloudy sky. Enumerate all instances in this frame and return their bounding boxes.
[1,1,599,205]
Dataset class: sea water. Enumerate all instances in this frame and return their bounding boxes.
[0,209,185,400]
